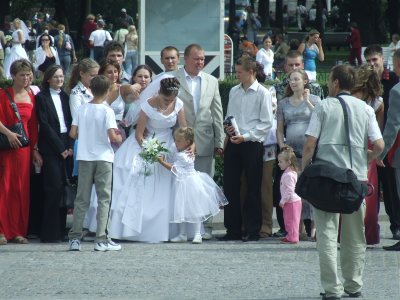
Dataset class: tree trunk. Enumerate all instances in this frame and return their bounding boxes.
[387,0,400,37]
[258,0,269,28]
[54,0,69,30]
[227,0,236,35]
[275,0,283,31]
[315,0,324,34]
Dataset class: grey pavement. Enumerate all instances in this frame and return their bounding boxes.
[0,204,399,300]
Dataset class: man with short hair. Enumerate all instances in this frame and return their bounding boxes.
[172,44,225,241]
[302,64,384,300]
[103,41,131,84]
[377,49,400,251]
[89,20,112,63]
[364,44,400,240]
[115,8,134,30]
[161,46,180,72]
[274,50,324,101]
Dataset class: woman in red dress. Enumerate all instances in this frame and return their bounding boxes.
[0,59,40,245]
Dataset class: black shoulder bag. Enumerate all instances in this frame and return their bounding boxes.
[295,96,371,214]
[0,90,30,150]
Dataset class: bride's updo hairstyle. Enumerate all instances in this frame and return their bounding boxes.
[159,77,180,96]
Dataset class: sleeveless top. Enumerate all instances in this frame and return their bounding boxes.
[12,29,22,43]
[109,86,125,121]
[304,44,318,72]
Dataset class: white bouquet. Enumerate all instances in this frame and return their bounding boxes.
[139,135,169,176]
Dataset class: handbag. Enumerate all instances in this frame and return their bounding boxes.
[295,96,371,214]
[0,90,30,150]
[61,166,77,209]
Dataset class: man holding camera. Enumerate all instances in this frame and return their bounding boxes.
[221,56,273,242]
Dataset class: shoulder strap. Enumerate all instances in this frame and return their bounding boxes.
[4,89,22,122]
[337,96,353,167]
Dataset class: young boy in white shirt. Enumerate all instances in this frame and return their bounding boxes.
[68,75,122,251]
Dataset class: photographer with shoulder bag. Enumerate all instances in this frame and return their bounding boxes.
[300,64,384,300]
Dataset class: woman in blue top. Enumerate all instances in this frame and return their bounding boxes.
[298,29,324,81]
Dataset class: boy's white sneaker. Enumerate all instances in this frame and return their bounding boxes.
[69,239,81,251]
[192,234,202,244]
[170,234,187,243]
[94,240,122,252]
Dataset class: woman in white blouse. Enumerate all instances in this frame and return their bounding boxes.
[256,35,274,80]
[34,33,60,77]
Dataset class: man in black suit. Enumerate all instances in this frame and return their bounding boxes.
[35,65,74,242]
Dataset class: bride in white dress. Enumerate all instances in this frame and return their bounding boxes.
[108,77,187,242]
[4,18,29,79]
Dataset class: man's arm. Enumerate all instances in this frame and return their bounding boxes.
[210,78,225,150]
[380,86,400,159]
[301,135,317,171]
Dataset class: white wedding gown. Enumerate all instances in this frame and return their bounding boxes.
[108,98,183,242]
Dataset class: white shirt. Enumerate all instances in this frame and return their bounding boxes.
[89,29,112,47]
[73,103,117,162]
[256,48,274,77]
[50,88,67,133]
[227,80,273,142]
[184,68,201,114]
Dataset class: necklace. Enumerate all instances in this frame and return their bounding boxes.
[157,98,169,113]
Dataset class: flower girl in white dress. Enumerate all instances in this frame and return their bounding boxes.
[158,127,228,244]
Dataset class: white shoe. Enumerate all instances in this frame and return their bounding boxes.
[170,234,187,243]
[69,239,81,251]
[192,234,202,244]
[94,240,122,252]
[202,232,213,240]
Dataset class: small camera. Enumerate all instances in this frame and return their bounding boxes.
[223,116,240,136]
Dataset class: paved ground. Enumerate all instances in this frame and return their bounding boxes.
[0,205,399,300]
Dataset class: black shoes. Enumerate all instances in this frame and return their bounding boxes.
[392,228,400,240]
[344,289,362,298]
[218,233,242,241]
[383,241,400,251]
[218,233,260,242]
[242,234,260,242]
[272,229,287,238]
[320,289,362,299]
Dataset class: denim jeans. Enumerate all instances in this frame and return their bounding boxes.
[59,54,71,75]
[123,50,137,77]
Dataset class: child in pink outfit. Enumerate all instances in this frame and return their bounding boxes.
[278,146,302,244]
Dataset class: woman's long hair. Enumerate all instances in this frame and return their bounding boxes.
[67,58,99,91]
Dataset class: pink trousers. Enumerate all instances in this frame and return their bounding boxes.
[283,201,302,242]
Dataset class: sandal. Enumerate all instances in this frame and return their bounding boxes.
[0,234,7,245]
[9,236,28,244]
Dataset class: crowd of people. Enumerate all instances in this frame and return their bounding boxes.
[2,7,400,300]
